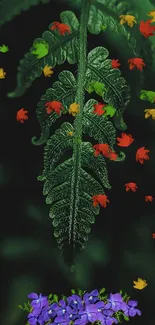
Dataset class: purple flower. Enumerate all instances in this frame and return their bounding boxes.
[28,293,49,310]
[83,289,99,304]
[124,300,142,317]
[74,304,99,325]
[28,309,44,325]
[96,309,118,325]
[53,300,68,317]
[42,303,58,322]
[67,294,83,309]
[105,293,127,312]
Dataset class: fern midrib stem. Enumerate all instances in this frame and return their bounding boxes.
[69,0,90,248]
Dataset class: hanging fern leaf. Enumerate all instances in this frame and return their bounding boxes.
[7,11,79,98]
[0,0,50,27]
[88,0,138,52]
[85,46,130,130]
[32,70,77,145]
[38,123,111,251]
[83,99,125,162]
[83,99,116,147]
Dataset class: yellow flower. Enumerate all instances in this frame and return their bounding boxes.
[68,102,80,116]
[144,108,155,119]
[67,131,74,136]
[0,68,6,79]
[147,10,155,23]
[133,278,148,290]
[119,15,137,27]
[43,65,54,77]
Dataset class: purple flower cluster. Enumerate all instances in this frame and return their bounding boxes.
[27,290,141,325]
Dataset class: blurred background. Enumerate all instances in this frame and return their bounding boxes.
[0,0,155,324]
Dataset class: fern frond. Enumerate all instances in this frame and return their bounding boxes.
[32,70,77,145]
[0,0,50,27]
[7,11,79,98]
[38,134,111,251]
[88,0,138,52]
[83,99,116,147]
[85,46,130,130]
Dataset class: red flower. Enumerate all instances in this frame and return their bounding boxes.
[125,182,138,192]
[93,102,106,116]
[139,19,155,38]
[45,101,64,115]
[128,58,145,71]
[145,195,153,202]
[136,147,150,164]
[92,194,110,208]
[16,108,28,123]
[50,22,71,35]
[117,133,134,147]
[152,233,155,239]
[93,143,111,158]
[108,151,118,161]
[111,59,121,69]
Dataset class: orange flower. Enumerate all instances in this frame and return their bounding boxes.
[145,195,153,202]
[128,58,145,71]
[139,20,155,38]
[16,108,28,123]
[111,59,120,69]
[108,151,117,161]
[93,143,111,158]
[117,133,134,147]
[125,182,138,192]
[93,102,106,116]
[136,147,150,164]
[92,194,110,208]
[50,21,71,35]
[45,101,64,115]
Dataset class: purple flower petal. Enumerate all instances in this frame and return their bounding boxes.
[128,300,137,308]
[28,293,38,299]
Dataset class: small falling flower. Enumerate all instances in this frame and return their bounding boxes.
[111,59,121,69]
[139,19,155,38]
[92,194,110,208]
[133,278,148,290]
[45,101,64,115]
[117,133,134,147]
[147,10,155,22]
[108,151,118,161]
[16,108,28,123]
[0,44,9,53]
[93,143,111,158]
[43,65,54,77]
[50,22,71,35]
[136,147,150,164]
[128,58,145,71]
[144,108,155,120]
[125,182,138,192]
[145,195,153,202]
[152,233,155,239]
[93,102,106,116]
[119,15,137,27]
[68,103,80,116]
[67,131,74,136]
[0,68,6,79]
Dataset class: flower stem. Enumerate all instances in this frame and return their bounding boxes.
[69,0,90,252]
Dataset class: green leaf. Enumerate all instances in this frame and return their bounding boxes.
[0,0,50,27]
[53,294,58,302]
[71,289,76,294]
[38,130,110,250]
[83,99,116,148]
[7,11,79,98]
[88,0,137,52]
[31,40,49,59]
[99,287,106,294]
[31,70,77,145]
[0,44,9,53]
[140,89,155,103]
[85,46,130,130]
